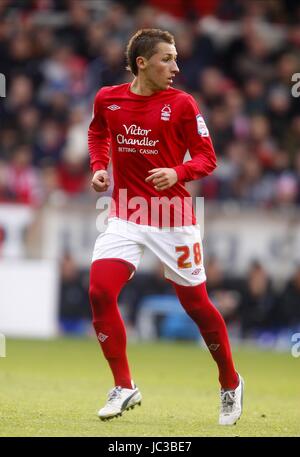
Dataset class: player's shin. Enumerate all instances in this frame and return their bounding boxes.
[89,259,133,389]
[173,281,239,390]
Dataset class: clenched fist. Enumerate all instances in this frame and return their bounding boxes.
[91,170,110,192]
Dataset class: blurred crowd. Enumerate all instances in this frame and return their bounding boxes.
[0,0,300,207]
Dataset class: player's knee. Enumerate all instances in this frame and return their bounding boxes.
[89,282,116,310]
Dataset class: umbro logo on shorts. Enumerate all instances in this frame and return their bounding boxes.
[192,268,201,275]
[98,332,109,342]
[108,104,121,111]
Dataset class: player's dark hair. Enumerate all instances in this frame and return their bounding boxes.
[126,28,175,76]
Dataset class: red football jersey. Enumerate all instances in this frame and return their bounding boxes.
[88,83,217,227]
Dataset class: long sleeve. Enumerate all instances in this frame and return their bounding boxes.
[88,88,111,173]
[173,95,217,182]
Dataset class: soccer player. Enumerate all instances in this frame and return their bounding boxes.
[88,29,244,426]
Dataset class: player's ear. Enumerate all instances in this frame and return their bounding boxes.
[136,56,147,71]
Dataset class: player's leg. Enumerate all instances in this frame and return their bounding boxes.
[89,258,142,420]
[146,225,243,425]
[173,282,244,425]
[173,280,239,390]
[90,221,144,420]
[89,258,134,389]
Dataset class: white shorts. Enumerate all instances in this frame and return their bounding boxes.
[92,217,206,286]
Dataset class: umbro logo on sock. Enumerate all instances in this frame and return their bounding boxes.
[208,343,220,351]
[98,332,108,342]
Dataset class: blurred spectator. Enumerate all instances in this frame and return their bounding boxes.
[174,27,216,91]
[249,115,277,170]
[285,116,300,161]
[56,1,90,57]
[59,252,91,331]
[199,67,228,108]
[39,165,61,203]
[205,256,241,324]
[208,103,234,153]
[0,144,42,206]
[278,265,300,328]
[58,154,89,196]
[274,172,298,206]
[267,86,292,144]
[87,37,127,97]
[243,76,267,115]
[238,261,276,337]
[5,74,34,116]
[230,155,275,206]
[40,44,88,103]
[33,119,65,167]
[17,106,40,145]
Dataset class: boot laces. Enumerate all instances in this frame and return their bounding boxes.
[107,386,122,403]
[220,389,236,414]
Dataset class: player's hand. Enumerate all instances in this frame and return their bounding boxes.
[145,168,178,191]
[91,170,110,192]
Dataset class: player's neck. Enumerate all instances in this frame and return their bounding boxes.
[130,77,160,96]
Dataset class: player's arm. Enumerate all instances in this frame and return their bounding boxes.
[172,95,217,182]
[88,88,111,192]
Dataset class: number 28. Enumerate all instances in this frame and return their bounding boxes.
[176,243,201,269]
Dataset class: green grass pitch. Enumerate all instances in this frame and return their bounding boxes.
[0,338,299,437]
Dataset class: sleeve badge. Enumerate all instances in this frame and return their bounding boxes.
[196,114,209,137]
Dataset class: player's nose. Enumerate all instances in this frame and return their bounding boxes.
[171,60,180,74]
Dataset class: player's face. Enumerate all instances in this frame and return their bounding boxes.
[141,42,180,91]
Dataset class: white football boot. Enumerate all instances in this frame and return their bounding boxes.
[219,373,244,425]
[98,381,142,421]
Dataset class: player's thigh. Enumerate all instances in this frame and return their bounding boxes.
[92,231,144,273]
[147,225,206,287]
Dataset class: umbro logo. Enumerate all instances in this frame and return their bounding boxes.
[98,332,108,342]
[107,104,121,111]
[208,343,220,351]
[192,268,201,275]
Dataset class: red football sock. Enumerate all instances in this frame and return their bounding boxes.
[89,259,134,389]
[172,281,239,390]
